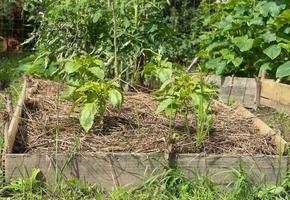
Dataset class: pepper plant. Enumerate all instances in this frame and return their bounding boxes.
[62,56,123,132]
[143,57,215,147]
[155,74,215,147]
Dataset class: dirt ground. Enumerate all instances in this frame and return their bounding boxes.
[14,78,277,155]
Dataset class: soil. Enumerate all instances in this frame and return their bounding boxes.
[14,78,277,155]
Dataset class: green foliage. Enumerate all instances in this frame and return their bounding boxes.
[156,73,215,146]
[0,53,27,85]
[257,170,290,199]
[144,58,215,146]
[18,54,59,79]
[22,0,192,79]
[143,56,184,83]
[62,56,123,132]
[198,0,290,78]
[1,167,289,199]
[0,168,45,199]
[0,0,16,33]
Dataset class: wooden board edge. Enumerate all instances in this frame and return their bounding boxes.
[4,78,28,154]
[235,105,288,155]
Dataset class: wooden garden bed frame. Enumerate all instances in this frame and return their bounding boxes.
[207,76,290,113]
[1,77,289,191]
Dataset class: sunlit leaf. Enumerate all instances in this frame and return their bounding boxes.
[88,67,105,79]
[276,61,290,78]
[108,89,123,107]
[80,103,97,132]
[263,45,281,60]
[156,98,174,114]
[232,36,254,52]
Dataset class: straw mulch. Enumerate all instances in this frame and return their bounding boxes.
[14,79,277,155]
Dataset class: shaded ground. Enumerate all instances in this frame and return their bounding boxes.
[14,78,277,155]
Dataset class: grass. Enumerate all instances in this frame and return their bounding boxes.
[0,167,289,200]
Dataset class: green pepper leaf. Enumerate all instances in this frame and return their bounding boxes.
[88,67,105,79]
[80,103,97,132]
[108,89,123,107]
[156,98,174,114]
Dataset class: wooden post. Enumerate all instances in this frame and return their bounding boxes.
[254,77,261,110]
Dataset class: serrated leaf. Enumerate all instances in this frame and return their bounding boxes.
[263,45,281,60]
[88,67,104,79]
[276,61,290,78]
[156,98,174,114]
[80,103,97,132]
[108,89,122,107]
[232,36,254,52]
[64,61,81,74]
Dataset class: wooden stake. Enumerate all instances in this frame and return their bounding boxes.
[112,0,119,80]
[4,78,27,154]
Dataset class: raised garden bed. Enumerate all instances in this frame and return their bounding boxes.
[3,78,289,191]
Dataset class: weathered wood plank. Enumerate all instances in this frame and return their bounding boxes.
[207,76,258,108]
[5,153,166,191]
[261,80,290,114]
[5,153,288,190]
[4,78,27,154]
[261,98,290,114]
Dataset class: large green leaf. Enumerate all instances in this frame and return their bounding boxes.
[276,61,290,78]
[205,57,223,69]
[108,89,123,107]
[262,32,276,43]
[232,36,254,52]
[263,45,281,60]
[80,103,98,132]
[259,2,281,17]
[64,61,81,74]
[158,68,172,83]
[215,61,227,75]
[156,98,174,114]
[88,67,105,79]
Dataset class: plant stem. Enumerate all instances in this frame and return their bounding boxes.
[112,0,119,80]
